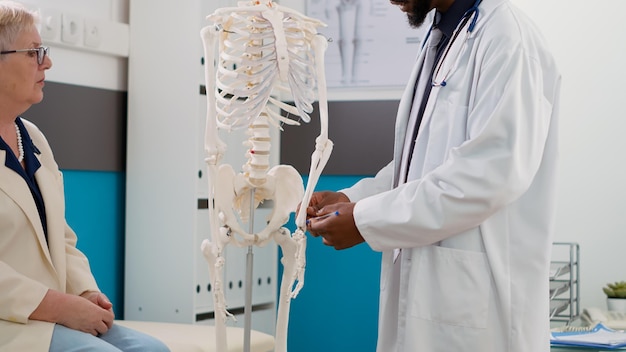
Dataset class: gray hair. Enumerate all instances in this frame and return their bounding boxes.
[0,1,39,53]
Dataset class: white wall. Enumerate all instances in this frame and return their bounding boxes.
[281,0,626,311]
[510,0,626,311]
[21,0,129,91]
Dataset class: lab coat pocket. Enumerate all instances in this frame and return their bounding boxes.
[409,245,490,328]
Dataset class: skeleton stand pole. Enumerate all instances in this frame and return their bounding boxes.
[244,188,255,352]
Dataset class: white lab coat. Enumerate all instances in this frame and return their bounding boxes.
[341,0,561,351]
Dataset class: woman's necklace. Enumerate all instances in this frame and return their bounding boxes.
[15,123,24,162]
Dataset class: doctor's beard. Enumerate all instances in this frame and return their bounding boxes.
[391,0,433,28]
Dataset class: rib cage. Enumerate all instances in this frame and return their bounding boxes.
[213,8,321,130]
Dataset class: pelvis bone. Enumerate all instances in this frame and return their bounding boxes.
[214,163,304,246]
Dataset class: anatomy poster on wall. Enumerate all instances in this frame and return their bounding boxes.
[306,0,425,88]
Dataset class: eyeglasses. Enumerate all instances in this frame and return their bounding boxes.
[0,46,50,65]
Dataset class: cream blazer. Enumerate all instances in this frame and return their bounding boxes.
[0,119,99,351]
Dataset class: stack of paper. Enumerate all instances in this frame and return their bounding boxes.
[551,323,626,349]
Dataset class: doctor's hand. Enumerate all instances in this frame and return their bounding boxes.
[302,191,350,217]
[307,202,364,250]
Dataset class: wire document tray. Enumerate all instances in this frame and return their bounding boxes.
[550,242,580,325]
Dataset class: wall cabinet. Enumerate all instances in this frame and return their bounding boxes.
[124,0,279,335]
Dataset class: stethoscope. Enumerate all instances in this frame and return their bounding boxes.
[428,0,483,87]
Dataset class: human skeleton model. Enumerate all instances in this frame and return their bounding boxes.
[199,1,331,351]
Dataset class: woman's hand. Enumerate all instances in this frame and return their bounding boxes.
[30,289,115,336]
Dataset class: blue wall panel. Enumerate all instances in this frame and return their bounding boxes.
[61,171,381,350]
[63,170,126,318]
[283,176,382,352]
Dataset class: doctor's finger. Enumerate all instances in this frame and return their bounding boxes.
[306,217,329,234]
[308,229,322,237]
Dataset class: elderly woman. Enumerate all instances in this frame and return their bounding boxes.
[0,2,169,351]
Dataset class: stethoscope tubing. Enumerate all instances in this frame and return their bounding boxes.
[426,0,483,87]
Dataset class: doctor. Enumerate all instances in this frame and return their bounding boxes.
[305,0,561,351]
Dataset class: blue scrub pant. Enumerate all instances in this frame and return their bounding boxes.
[49,323,170,352]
